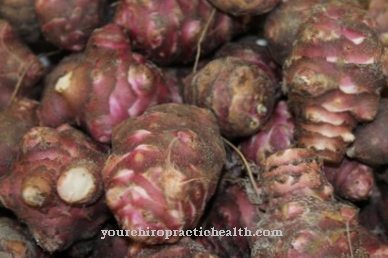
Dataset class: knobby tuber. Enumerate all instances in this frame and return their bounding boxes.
[114,0,248,65]
[250,148,388,257]
[0,124,110,253]
[103,103,226,244]
[324,157,374,201]
[34,0,107,51]
[283,1,385,163]
[38,23,171,143]
[184,56,275,138]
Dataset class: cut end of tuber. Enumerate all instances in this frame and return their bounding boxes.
[55,72,73,93]
[21,175,52,207]
[57,167,97,204]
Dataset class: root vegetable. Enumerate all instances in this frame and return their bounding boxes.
[347,99,388,166]
[0,217,49,258]
[265,0,370,65]
[34,0,107,51]
[215,38,282,97]
[239,101,295,169]
[250,148,388,257]
[184,57,275,138]
[102,103,226,245]
[283,1,385,163]
[0,19,43,108]
[195,180,259,258]
[0,124,110,252]
[38,24,171,143]
[324,157,374,201]
[113,0,248,65]
[0,0,41,43]
[205,0,279,16]
[368,0,388,47]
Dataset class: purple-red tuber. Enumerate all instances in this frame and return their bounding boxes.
[103,103,226,245]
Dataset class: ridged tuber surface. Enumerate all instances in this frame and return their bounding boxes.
[0,217,49,258]
[102,103,226,245]
[206,0,279,16]
[0,98,39,178]
[368,0,388,47]
[34,0,107,51]
[0,19,43,108]
[184,57,275,138]
[265,0,371,65]
[129,237,218,258]
[347,98,388,166]
[239,101,295,169]
[38,24,171,143]
[0,0,41,43]
[324,157,374,201]
[283,1,385,164]
[250,148,388,257]
[0,124,110,252]
[195,181,259,258]
[114,0,247,65]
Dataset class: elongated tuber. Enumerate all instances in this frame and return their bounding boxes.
[283,1,385,163]
[250,148,388,257]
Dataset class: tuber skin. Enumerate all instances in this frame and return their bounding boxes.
[34,0,107,51]
[0,98,39,179]
[239,101,295,169]
[265,0,371,65]
[102,103,226,245]
[113,0,248,65]
[38,23,171,143]
[0,124,110,253]
[205,0,279,16]
[195,180,260,258]
[250,148,388,257]
[283,1,386,164]
[368,0,388,47]
[323,157,374,201]
[184,57,275,138]
[0,19,43,108]
[215,38,282,97]
[0,217,49,258]
[347,98,388,166]
[0,0,41,43]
